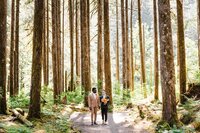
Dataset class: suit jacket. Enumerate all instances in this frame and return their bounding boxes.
[88,92,100,108]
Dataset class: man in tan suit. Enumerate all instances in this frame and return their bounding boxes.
[88,87,100,125]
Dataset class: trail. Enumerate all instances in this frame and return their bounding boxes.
[70,111,150,133]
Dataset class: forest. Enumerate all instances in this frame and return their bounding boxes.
[0,0,200,132]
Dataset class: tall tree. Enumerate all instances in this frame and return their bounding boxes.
[28,0,44,118]
[177,0,186,104]
[97,0,103,94]
[75,0,81,85]
[0,0,7,114]
[52,0,61,102]
[80,0,91,107]
[43,0,48,86]
[130,0,134,91]
[10,0,15,97]
[121,0,127,89]
[87,0,90,79]
[61,0,64,91]
[57,0,62,94]
[126,0,132,90]
[153,0,159,100]
[14,0,20,96]
[104,0,113,107]
[158,0,178,125]
[138,0,146,98]
[69,0,74,91]
[116,0,119,82]
[46,0,49,86]
[198,0,200,69]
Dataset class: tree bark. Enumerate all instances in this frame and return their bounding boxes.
[158,0,178,125]
[75,0,81,85]
[14,0,20,96]
[10,0,15,97]
[0,0,7,114]
[177,0,186,104]
[28,0,44,118]
[80,0,91,107]
[153,0,159,100]
[97,0,103,94]
[198,0,200,69]
[138,0,146,98]
[126,0,132,90]
[130,0,134,92]
[121,0,127,89]
[104,0,113,107]
[46,0,49,85]
[69,0,74,91]
[116,0,119,82]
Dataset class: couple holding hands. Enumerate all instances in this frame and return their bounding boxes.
[88,87,110,125]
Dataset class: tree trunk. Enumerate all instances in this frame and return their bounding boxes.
[87,0,90,81]
[97,0,103,94]
[104,0,113,107]
[52,0,58,102]
[75,0,81,85]
[130,0,134,92]
[43,0,48,86]
[28,0,44,118]
[10,0,15,97]
[126,0,132,90]
[121,0,127,89]
[158,0,178,125]
[46,0,49,85]
[61,0,65,92]
[153,0,159,100]
[198,0,200,69]
[138,0,146,98]
[69,0,74,91]
[80,0,91,107]
[14,0,20,96]
[57,0,62,94]
[142,25,147,98]
[116,0,119,82]
[177,0,186,104]
[0,0,7,114]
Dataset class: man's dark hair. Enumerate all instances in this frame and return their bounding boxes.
[92,87,96,91]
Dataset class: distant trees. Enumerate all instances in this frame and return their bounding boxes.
[0,0,7,114]
[116,0,119,82]
[28,0,44,118]
[138,0,146,98]
[158,0,178,125]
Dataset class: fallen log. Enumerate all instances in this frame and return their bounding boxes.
[10,109,33,127]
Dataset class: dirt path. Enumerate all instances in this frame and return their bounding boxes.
[70,111,149,133]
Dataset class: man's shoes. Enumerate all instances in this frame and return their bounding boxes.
[104,121,108,125]
[102,120,105,125]
[91,122,94,126]
[94,122,98,125]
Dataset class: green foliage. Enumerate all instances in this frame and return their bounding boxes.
[66,87,84,104]
[41,85,54,104]
[194,70,200,84]
[8,92,29,108]
[5,126,31,133]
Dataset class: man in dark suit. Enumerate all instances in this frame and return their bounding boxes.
[100,89,110,125]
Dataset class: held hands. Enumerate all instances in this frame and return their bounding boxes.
[89,107,92,111]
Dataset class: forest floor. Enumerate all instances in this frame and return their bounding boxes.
[70,111,150,133]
